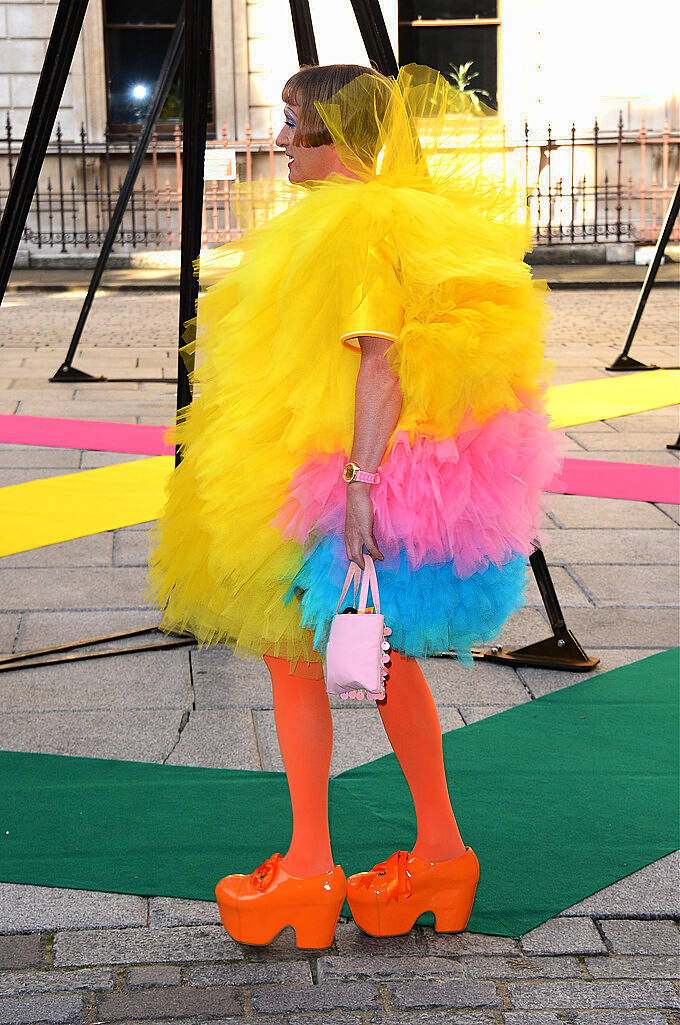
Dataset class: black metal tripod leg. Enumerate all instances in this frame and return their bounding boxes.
[0,0,89,302]
[607,180,680,372]
[51,5,187,384]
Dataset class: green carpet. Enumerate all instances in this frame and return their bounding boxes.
[0,648,677,936]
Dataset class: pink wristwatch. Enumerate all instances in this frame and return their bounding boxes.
[342,461,381,485]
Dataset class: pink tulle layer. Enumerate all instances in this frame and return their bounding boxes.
[271,407,567,578]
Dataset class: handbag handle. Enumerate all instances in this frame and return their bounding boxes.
[334,561,361,615]
[358,553,381,615]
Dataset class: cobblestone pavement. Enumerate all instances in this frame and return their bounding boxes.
[0,287,678,1023]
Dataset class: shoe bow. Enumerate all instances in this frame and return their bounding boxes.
[358,849,414,903]
[249,852,282,891]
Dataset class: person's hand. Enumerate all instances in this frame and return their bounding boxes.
[344,485,383,570]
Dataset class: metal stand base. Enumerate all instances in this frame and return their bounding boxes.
[606,354,677,371]
[469,627,599,671]
[0,626,195,673]
[50,363,176,384]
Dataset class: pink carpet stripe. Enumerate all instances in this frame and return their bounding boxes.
[546,458,680,504]
[0,414,174,455]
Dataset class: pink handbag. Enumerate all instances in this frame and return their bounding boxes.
[324,553,392,701]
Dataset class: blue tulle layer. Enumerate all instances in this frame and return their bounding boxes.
[282,534,530,667]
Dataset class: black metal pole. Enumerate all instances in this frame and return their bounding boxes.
[607,180,680,372]
[175,0,212,467]
[51,6,186,383]
[288,0,318,65]
[348,0,399,77]
[0,0,89,302]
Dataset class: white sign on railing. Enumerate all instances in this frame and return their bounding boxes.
[204,148,237,181]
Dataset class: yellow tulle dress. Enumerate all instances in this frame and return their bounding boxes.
[146,63,567,673]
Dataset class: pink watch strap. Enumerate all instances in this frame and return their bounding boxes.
[355,468,380,484]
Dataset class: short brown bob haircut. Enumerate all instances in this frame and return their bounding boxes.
[282,63,393,148]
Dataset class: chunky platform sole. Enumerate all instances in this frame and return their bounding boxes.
[346,847,480,937]
[215,856,347,950]
[216,892,345,949]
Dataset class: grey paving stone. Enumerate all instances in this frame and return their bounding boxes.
[0,992,84,1024]
[16,608,162,649]
[0,448,80,468]
[655,502,679,525]
[250,981,382,1013]
[0,966,115,995]
[502,1015,566,1025]
[0,467,84,485]
[0,648,191,712]
[544,494,675,529]
[523,565,593,607]
[0,566,154,611]
[0,883,146,933]
[0,533,114,568]
[149,897,221,928]
[113,528,154,566]
[80,451,150,468]
[570,1013,670,1025]
[191,647,277,710]
[546,607,679,648]
[604,411,680,432]
[0,709,186,761]
[93,985,243,1021]
[459,954,586,978]
[164,709,262,769]
[569,564,679,607]
[584,954,680,978]
[416,657,531,706]
[506,979,680,1009]
[517,648,666,697]
[560,851,680,917]
[188,961,313,985]
[0,932,44,969]
[367,1014,496,1025]
[520,917,607,955]
[572,432,677,451]
[388,979,501,1009]
[540,528,678,565]
[124,964,183,988]
[290,1016,365,1025]
[0,613,19,652]
[597,919,680,955]
[329,920,423,957]
[54,925,244,967]
[317,954,466,982]
[422,930,521,956]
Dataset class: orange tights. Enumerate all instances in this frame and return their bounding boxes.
[262,648,466,877]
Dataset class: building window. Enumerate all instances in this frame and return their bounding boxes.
[103,0,214,130]
[398,1,500,111]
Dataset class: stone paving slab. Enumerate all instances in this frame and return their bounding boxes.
[0,612,19,650]
[568,563,678,606]
[0,965,116,996]
[149,898,221,928]
[0,533,114,568]
[53,925,244,967]
[505,979,680,1010]
[538,528,677,564]
[14,607,162,650]
[113,527,154,566]
[571,431,678,451]
[0,566,154,611]
[0,991,84,1024]
[538,606,679,648]
[597,919,680,955]
[164,708,262,770]
[0,883,146,934]
[522,565,592,607]
[0,447,81,467]
[0,709,186,760]
[0,466,88,485]
[0,649,191,712]
[519,917,606,955]
[543,494,677,528]
[583,954,680,978]
[0,932,44,969]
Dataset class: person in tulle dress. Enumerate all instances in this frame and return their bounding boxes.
[147,62,566,948]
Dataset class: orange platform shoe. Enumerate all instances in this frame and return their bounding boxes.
[215,852,347,949]
[346,847,479,936]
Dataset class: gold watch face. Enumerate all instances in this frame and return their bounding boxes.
[343,462,357,482]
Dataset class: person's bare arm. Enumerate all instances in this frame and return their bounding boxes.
[345,335,403,570]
